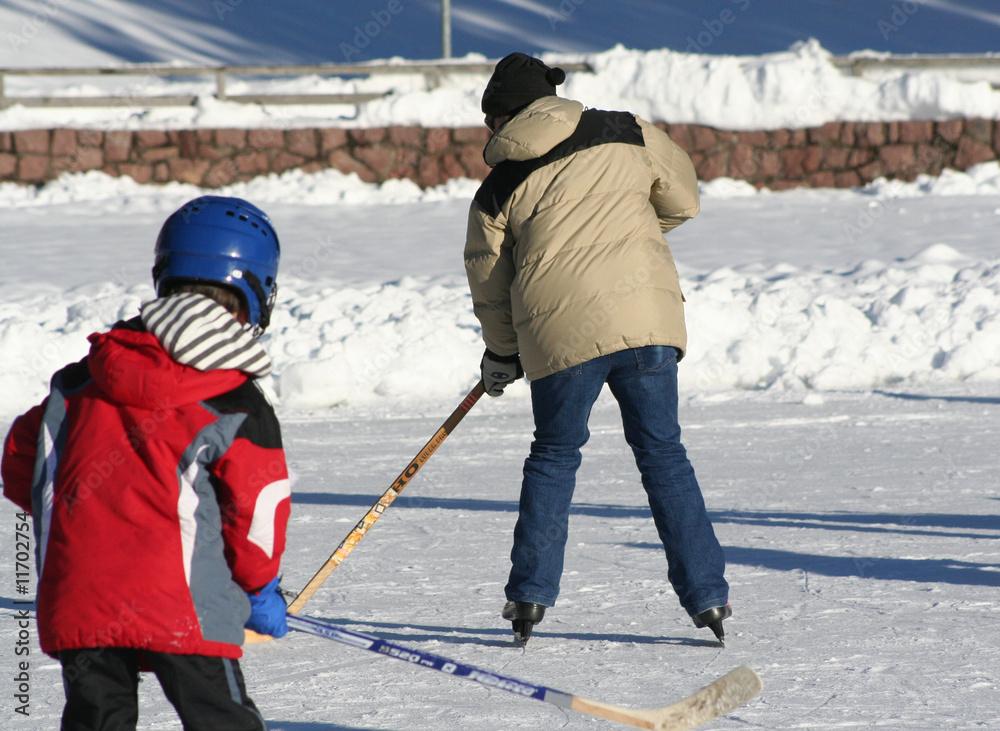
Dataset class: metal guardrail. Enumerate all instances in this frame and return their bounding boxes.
[0,92,392,108]
[1,54,996,109]
[0,61,594,109]
[831,53,1000,74]
[831,53,1000,89]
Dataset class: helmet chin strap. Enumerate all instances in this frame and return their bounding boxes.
[243,271,275,335]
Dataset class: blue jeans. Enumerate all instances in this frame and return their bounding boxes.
[505,346,728,617]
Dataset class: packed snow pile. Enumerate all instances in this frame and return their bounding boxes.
[3,162,1000,212]
[861,162,1000,198]
[4,42,1000,131]
[697,161,1000,198]
[682,244,1000,392]
[0,168,481,210]
[276,243,1000,400]
[3,163,999,417]
[566,42,1000,130]
[1,244,997,416]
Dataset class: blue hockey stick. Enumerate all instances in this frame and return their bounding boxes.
[286,614,761,730]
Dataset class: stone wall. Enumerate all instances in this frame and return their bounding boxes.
[673,119,1000,190]
[1,119,998,190]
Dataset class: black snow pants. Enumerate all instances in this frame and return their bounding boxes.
[59,648,266,731]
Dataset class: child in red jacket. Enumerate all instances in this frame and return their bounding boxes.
[2,196,291,730]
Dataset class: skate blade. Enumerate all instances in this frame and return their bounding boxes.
[511,618,535,647]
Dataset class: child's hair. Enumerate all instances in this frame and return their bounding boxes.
[160,280,248,319]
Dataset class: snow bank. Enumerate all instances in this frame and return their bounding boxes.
[4,164,999,417]
[861,162,1000,197]
[3,162,1000,211]
[2,245,997,417]
[0,169,480,210]
[682,245,1000,391]
[0,277,486,415]
[4,42,1000,131]
[277,243,1000,401]
[565,42,1000,130]
[696,162,1000,199]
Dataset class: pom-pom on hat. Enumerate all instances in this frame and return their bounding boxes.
[481,52,567,118]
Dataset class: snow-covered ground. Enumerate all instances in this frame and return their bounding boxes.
[2,163,999,416]
[4,41,1000,131]
[0,164,998,729]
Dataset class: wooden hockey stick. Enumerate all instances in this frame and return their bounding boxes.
[290,613,763,730]
[246,381,486,643]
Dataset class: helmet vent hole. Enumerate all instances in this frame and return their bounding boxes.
[239,214,249,221]
[225,210,235,217]
[251,222,259,229]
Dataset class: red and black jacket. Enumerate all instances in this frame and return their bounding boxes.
[2,318,290,659]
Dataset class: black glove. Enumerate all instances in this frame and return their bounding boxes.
[480,349,524,397]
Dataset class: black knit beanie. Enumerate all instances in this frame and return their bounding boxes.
[481,52,567,118]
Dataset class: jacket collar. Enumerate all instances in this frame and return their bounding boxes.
[484,96,584,167]
[140,293,272,378]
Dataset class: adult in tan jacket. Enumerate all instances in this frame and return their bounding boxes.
[465,53,729,646]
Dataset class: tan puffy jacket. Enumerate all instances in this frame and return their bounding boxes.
[464,96,700,380]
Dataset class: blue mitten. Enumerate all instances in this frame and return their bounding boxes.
[246,577,288,638]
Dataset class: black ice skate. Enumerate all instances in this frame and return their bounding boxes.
[502,601,546,646]
[693,604,732,646]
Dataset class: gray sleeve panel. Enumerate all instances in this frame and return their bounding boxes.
[177,411,251,646]
[30,386,69,581]
[30,362,94,578]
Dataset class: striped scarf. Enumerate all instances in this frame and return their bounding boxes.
[140,293,272,378]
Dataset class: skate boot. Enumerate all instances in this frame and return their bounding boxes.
[502,601,546,646]
[693,604,732,646]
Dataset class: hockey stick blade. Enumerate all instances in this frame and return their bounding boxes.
[287,614,761,730]
[569,666,762,730]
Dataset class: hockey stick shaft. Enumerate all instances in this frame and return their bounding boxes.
[286,381,485,614]
[287,614,761,730]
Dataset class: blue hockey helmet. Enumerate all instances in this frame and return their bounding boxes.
[153,196,280,333]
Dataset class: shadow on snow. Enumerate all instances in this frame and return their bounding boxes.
[0,596,35,612]
[293,492,999,539]
[309,616,714,649]
[267,723,393,731]
[873,389,1000,405]
[626,543,1000,587]
[712,509,1000,540]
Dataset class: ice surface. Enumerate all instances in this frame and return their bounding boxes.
[1,390,997,729]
